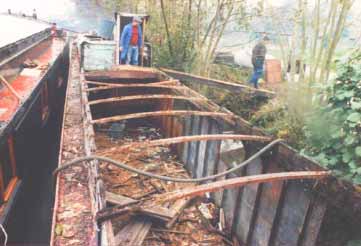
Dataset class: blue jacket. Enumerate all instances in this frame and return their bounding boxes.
[120,23,143,60]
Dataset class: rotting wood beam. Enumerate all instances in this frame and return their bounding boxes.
[159,171,331,202]
[100,134,272,155]
[86,84,186,92]
[114,218,152,246]
[84,79,178,87]
[160,68,275,98]
[88,95,206,106]
[104,192,176,222]
[91,110,234,125]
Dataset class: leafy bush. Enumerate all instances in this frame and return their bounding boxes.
[303,50,361,184]
[250,98,308,150]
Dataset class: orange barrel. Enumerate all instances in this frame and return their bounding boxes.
[265,59,282,83]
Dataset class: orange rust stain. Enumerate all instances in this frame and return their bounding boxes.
[0,40,60,122]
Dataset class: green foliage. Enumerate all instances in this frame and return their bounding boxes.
[250,98,308,150]
[219,93,268,120]
[209,64,251,83]
[303,50,361,183]
[347,240,361,246]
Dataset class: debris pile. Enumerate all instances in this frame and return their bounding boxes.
[95,124,229,246]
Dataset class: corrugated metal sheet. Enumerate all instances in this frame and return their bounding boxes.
[81,40,115,71]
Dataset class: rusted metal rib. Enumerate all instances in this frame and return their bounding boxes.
[160,67,275,97]
[91,110,234,124]
[0,75,23,101]
[100,134,271,155]
[86,84,186,92]
[84,79,178,87]
[88,95,206,106]
[161,171,331,202]
[85,68,161,80]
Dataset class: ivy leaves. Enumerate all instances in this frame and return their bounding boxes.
[347,112,361,122]
[304,51,361,184]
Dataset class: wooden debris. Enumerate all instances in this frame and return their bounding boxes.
[114,217,152,246]
[166,197,193,229]
[151,228,190,235]
[160,171,331,202]
[105,191,134,206]
[95,127,228,246]
[103,191,176,223]
[96,203,140,224]
[23,58,39,68]
[91,110,234,124]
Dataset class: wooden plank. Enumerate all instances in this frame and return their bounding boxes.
[195,117,210,178]
[173,117,184,156]
[204,121,221,179]
[299,196,327,246]
[213,160,227,207]
[272,181,312,246]
[104,192,176,222]
[166,184,195,228]
[222,172,241,230]
[219,138,246,230]
[187,115,201,175]
[248,161,284,246]
[181,116,192,164]
[160,68,275,98]
[105,191,135,206]
[234,157,263,243]
[205,121,221,192]
[114,217,152,246]
[91,110,234,125]
[165,99,174,138]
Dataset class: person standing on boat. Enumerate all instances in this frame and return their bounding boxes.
[249,36,269,88]
[119,16,143,65]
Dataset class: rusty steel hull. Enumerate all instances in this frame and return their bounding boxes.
[0,33,68,244]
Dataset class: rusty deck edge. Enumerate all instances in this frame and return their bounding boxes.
[50,42,97,246]
[80,69,114,245]
[50,42,73,246]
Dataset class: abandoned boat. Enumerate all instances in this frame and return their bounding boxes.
[0,14,68,243]
[51,33,361,246]
[1,12,358,246]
